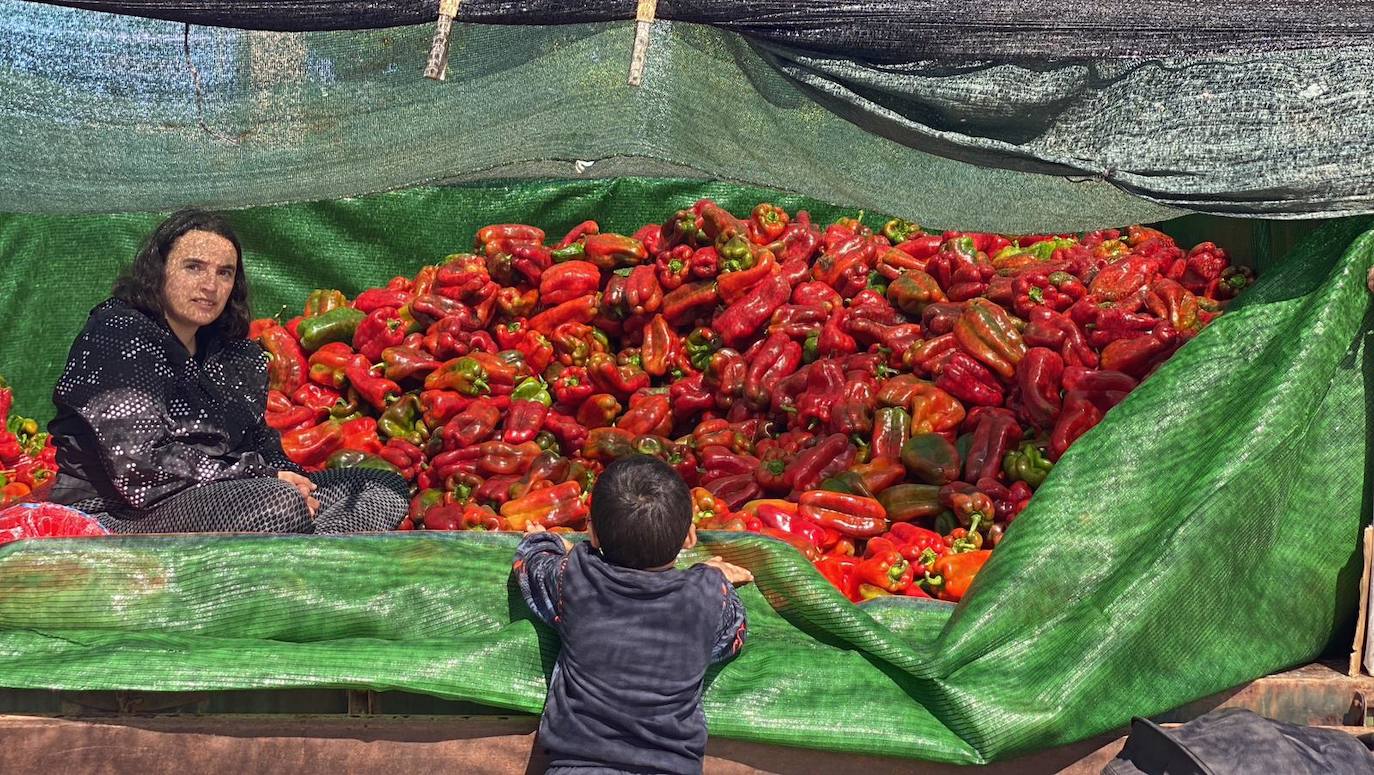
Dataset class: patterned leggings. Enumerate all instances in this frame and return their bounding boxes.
[75,469,409,535]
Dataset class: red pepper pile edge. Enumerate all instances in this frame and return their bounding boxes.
[252,202,1254,603]
[0,377,57,507]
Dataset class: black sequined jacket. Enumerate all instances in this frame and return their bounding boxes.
[47,298,296,511]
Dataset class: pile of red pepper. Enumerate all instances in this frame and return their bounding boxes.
[0,377,57,506]
[251,201,1252,603]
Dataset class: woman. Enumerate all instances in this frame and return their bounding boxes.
[47,209,408,534]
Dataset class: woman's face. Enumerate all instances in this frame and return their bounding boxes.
[162,229,238,335]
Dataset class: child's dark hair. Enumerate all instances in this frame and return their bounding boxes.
[591,455,692,569]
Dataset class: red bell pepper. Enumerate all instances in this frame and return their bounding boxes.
[714,273,790,348]
[255,321,307,395]
[798,490,887,538]
[662,281,720,328]
[500,480,588,530]
[1049,390,1104,460]
[935,352,1004,407]
[280,419,345,469]
[443,399,503,449]
[529,294,599,336]
[857,545,913,593]
[962,407,1023,483]
[1017,347,1064,430]
[575,393,622,429]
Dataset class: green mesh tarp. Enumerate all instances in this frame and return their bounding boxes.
[0,0,1185,229]
[1,203,1370,763]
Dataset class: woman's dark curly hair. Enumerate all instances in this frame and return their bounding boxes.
[112,208,252,341]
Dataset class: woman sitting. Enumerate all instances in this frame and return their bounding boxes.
[47,209,407,534]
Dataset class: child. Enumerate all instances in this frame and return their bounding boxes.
[514,454,752,775]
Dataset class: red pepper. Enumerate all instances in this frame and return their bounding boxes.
[784,433,854,492]
[419,389,474,428]
[291,383,344,416]
[280,419,345,469]
[353,288,415,314]
[579,233,647,270]
[582,426,636,462]
[662,281,720,328]
[935,352,1004,407]
[718,248,777,304]
[542,411,588,454]
[556,220,599,249]
[756,504,828,548]
[266,401,318,433]
[1100,323,1180,379]
[655,245,694,291]
[624,264,664,316]
[254,321,308,395]
[816,554,861,601]
[500,480,588,530]
[962,407,1022,483]
[529,293,601,336]
[443,399,503,449]
[614,391,669,436]
[714,273,790,348]
[477,440,542,476]
[904,333,960,377]
[575,393,623,429]
[640,314,679,378]
[588,352,650,398]
[535,259,601,309]
[338,415,384,455]
[856,546,913,593]
[1016,347,1064,429]
[352,307,410,363]
[739,332,800,408]
[794,360,847,426]
[550,365,594,408]
[503,400,550,444]
[380,345,443,383]
[704,473,763,511]
[799,489,887,538]
[344,358,401,411]
[699,445,760,479]
[477,224,545,246]
[1049,390,1104,460]
[750,203,790,243]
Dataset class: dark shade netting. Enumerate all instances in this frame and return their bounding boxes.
[0,181,1371,762]
[25,0,1374,58]
[4,1,1373,219]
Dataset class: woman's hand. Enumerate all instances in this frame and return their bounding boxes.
[278,470,319,518]
[1367,264,1374,294]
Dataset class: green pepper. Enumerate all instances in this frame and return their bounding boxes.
[877,483,944,522]
[819,470,873,498]
[719,234,755,273]
[511,377,553,405]
[326,449,400,473]
[882,218,921,244]
[298,307,366,352]
[683,327,722,371]
[1003,440,1054,488]
[901,433,961,485]
[377,393,426,447]
[803,330,820,363]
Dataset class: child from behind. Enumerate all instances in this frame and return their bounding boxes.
[514,454,752,775]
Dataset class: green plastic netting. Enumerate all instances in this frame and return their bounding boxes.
[1,201,1370,763]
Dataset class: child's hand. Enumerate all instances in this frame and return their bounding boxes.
[703,556,754,586]
[525,521,574,551]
